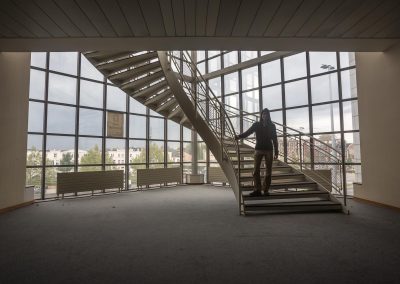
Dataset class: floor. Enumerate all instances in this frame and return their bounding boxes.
[0,185,399,284]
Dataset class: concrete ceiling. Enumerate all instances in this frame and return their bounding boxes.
[0,0,399,51]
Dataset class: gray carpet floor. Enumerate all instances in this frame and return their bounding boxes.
[0,185,399,284]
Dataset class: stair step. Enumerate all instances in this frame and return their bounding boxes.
[168,106,183,119]
[239,173,305,182]
[132,80,168,98]
[156,98,178,113]
[241,181,318,191]
[121,71,164,92]
[244,200,342,214]
[242,190,330,201]
[97,52,158,72]
[144,89,173,107]
[109,61,161,84]
[84,51,133,62]
[237,166,292,172]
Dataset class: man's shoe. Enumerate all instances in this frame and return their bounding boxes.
[248,190,262,197]
[263,190,269,196]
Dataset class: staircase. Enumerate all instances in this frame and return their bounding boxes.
[84,50,347,215]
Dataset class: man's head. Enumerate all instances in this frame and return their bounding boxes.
[261,108,271,122]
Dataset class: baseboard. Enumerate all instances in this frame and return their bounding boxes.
[353,197,400,212]
[0,200,34,214]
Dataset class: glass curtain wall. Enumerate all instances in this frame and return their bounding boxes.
[27,52,192,199]
[197,51,361,194]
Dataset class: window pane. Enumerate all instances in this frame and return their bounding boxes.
[198,62,206,75]
[49,52,78,75]
[225,93,239,109]
[129,140,146,163]
[129,165,146,188]
[209,77,221,97]
[197,51,205,62]
[78,137,102,165]
[107,85,126,112]
[80,54,103,81]
[344,132,361,164]
[261,59,281,86]
[241,51,257,62]
[80,79,103,108]
[341,69,357,99]
[284,53,306,81]
[309,52,337,75]
[29,69,45,100]
[241,66,259,91]
[208,51,220,57]
[149,117,164,140]
[47,104,76,134]
[27,134,43,166]
[79,108,103,136]
[168,120,180,140]
[168,141,180,162]
[208,56,221,72]
[223,52,238,67]
[106,139,125,164]
[48,73,77,104]
[343,101,359,131]
[26,168,42,198]
[46,135,75,166]
[224,72,239,94]
[262,85,282,110]
[285,79,308,107]
[340,52,355,68]
[183,142,192,162]
[28,101,44,132]
[311,73,339,104]
[346,165,362,196]
[106,112,126,137]
[45,167,74,198]
[197,142,207,162]
[31,52,46,68]
[312,103,341,133]
[286,107,309,133]
[183,127,191,141]
[242,90,259,113]
[130,115,146,138]
[130,97,146,114]
[149,141,164,163]
[270,110,283,130]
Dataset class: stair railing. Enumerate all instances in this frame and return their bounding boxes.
[166,51,244,209]
[223,104,347,206]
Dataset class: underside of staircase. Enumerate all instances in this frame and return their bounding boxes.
[84,51,345,216]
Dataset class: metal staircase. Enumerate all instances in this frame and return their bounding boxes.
[84,50,347,215]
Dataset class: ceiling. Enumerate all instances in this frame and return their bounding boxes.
[0,0,399,51]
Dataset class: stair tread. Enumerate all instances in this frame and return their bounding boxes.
[242,190,329,200]
[245,200,341,207]
[241,181,317,190]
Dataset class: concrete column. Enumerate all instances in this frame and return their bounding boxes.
[0,52,31,210]
[355,43,400,208]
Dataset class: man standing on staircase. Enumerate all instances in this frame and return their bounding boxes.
[235,108,279,197]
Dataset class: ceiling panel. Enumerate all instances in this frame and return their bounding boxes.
[376,18,400,38]
[185,0,196,37]
[343,0,399,38]
[264,0,303,37]
[159,0,175,36]
[0,10,35,37]
[231,0,262,37]
[280,0,324,37]
[296,0,343,37]
[3,0,50,37]
[139,0,165,36]
[312,0,364,37]
[248,0,281,36]
[206,0,220,36]
[327,0,382,38]
[118,0,149,36]
[0,22,17,37]
[195,0,208,36]
[96,0,132,37]
[55,0,99,37]
[359,3,400,38]
[76,0,116,37]
[35,0,83,37]
[172,0,185,36]
[215,0,241,36]
[13,0,66,37]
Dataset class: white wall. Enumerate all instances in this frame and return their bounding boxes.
[0,52,30,210]
[355,44,400,208]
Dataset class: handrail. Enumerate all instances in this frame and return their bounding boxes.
[222,103,345,198]
[167,51,244,213]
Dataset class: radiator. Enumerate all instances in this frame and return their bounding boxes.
[57,170,124,196]
[137,167,182,187]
